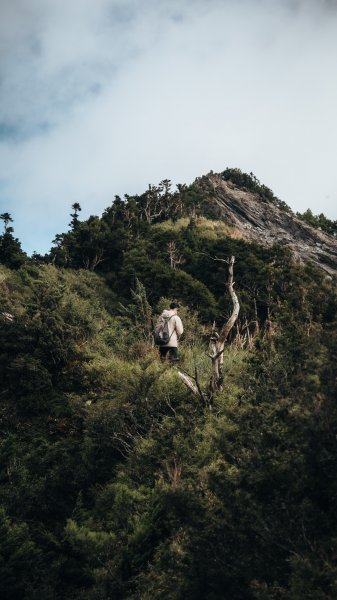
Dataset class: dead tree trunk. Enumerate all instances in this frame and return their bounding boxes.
[208,256,240,396]
[178,255,240,407]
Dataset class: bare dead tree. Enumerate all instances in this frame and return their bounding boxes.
[178,255,240,407]
[141,185,165,224]
[82,250,106,271]
[208,256,240,395]
[167,240,184,270]
[166,458,182,486]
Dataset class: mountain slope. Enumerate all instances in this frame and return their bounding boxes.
[197,172,337,275]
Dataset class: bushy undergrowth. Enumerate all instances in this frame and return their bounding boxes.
[1,235,337,599]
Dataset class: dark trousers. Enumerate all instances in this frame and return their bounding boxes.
[159,346,178,361]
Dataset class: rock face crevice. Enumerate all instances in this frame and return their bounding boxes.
[199,173,337,275]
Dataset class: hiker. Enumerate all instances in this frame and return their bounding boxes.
[156,302,184,361]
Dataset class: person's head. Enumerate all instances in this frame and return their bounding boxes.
[169,302,180,313]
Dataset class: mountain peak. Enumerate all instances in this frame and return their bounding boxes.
[196,171,337,275]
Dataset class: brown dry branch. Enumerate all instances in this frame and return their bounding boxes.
[166,458,182,486]
[178,255,240,408]
[208,256,240,396]
[167,240,184,270]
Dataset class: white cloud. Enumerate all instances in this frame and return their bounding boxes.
[1,0,337,253]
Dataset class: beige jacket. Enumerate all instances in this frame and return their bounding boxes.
[161,309,184,347]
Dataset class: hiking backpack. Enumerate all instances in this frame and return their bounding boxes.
[154,315,174,346]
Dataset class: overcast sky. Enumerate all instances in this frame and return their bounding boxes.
[1,0,337,255]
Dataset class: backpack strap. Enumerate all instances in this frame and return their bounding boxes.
[166,314,175,341]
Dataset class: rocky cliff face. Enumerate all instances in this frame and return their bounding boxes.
[198,173,337,275]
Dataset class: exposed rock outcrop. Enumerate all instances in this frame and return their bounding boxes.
[198,173,337,275]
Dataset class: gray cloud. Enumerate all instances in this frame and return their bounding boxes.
[1,0,337,254]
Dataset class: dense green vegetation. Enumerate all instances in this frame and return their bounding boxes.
[296,208,337,236]
[221,168,293,213]
[0,213,27,270]
[1,174,337,598]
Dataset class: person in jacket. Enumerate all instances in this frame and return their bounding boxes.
[159,302,184,361]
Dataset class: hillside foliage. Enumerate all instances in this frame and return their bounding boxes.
[296,208,337,236]
[1,172,337,599]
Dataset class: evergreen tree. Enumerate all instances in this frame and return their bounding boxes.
[69,202,82,230]
[0,213,26,269]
